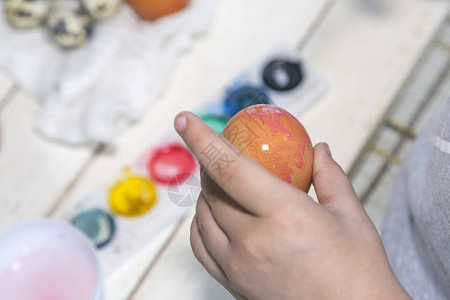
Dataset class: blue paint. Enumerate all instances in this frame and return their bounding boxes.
[223,86,271,117]
[71,209,116,249]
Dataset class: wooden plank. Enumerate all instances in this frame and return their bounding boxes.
[0,71,14,109]
[301,0,450,171]
[104,223,177,300]
[132,210,235,300]
[131,0,449,299]
[0,90,93,231]
[49,0,331,298]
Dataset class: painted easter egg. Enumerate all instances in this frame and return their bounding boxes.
[222,104,313,192]
[127,0,190,21]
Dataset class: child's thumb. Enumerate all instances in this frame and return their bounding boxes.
[312,143,363,215]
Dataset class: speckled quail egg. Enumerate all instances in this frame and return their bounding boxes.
[47,8,93,49]
[4,0,51,29]
[81,0,122,20]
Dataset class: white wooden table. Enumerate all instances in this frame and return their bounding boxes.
[0,0,448,299]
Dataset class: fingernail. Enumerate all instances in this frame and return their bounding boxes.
[174,113,187,133]
[324,143,332,157]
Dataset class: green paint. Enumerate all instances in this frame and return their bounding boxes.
[201,114,229,134]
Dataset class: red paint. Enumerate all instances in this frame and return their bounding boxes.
[147,143,196,185]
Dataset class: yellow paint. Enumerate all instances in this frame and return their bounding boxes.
[109,175,158,217]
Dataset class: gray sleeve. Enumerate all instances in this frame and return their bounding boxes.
[381,97,450,300]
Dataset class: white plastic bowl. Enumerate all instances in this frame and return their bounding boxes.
[0,219,103,300]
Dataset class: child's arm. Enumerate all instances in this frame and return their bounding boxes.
[175,111,410,300]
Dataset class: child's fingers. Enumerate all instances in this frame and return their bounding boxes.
[191,211,249,300]
[200,170,255,240]
[190,216,230,285]
[175,111,313,217]
[195,194,231,264]
[312,143,363,215]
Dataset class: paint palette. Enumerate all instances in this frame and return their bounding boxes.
[66,47,328,274]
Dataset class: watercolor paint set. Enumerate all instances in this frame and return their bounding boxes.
[66,47,329,274]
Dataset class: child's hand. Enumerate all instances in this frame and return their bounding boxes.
[175,112,410,300]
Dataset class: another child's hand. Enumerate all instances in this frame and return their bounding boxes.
[175,112,410,300]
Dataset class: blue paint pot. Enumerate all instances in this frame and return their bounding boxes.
[71,209,116,249]
[223,86,271,117]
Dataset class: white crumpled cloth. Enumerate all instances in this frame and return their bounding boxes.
[0,0,217,145]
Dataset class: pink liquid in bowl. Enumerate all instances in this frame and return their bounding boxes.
[0,247,97,300]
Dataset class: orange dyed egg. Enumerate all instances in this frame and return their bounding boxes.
[127,0,190,20]
[222,105,313,192]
